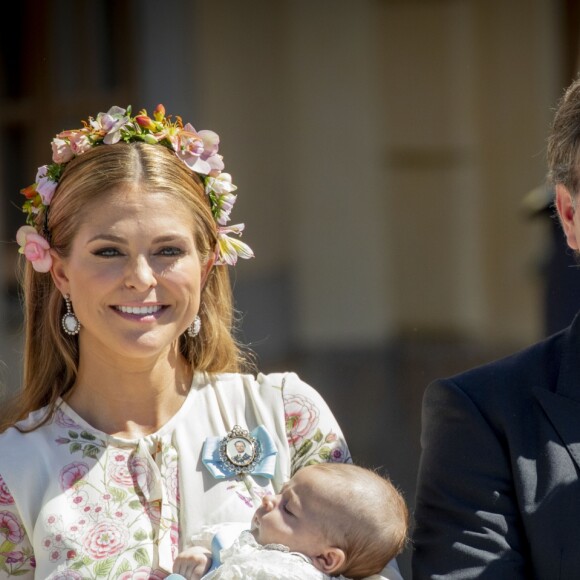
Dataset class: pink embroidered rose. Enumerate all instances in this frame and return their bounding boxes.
[108,452,133,487]
[166,465,179,503]
[0,475,14,505]
[284,394,320,445]
[59,461,89,491]
[117,567,166,580]
[130,457,153,496]
[0,510,24,543]
[4,551,24,564]
[50,571,82,580]
[16,226,52,273]
[55,409,82,429]
[83,521,128,559]
[331,447,345,461]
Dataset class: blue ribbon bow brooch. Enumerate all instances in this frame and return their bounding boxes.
[202,425,278,479]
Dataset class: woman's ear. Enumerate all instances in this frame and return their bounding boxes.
[311,547,346,575]
[555,184,580,250]
[49,249,70,296]
[201,254,215,289]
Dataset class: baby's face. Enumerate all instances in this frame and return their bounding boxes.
[250,466,329,558]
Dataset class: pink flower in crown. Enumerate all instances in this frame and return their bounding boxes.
[16,226,52,273]
[68,131,92,155]
[284,394,320,445]
[59,461,89,491]
[0,475,14,505]
[198,129,225,176]
[83,521,128,559]
[51,137,74,164]
[117,567,166,580]
[0,511,24,544]
[175,125,206,171]
[35,165,57,205]
[90,106,130,145]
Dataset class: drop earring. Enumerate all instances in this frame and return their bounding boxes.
[187,315,201,338]
[62,294,81,336]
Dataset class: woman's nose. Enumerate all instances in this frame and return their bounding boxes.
[125,256,157,290]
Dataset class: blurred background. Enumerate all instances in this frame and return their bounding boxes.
[2,0,580,576]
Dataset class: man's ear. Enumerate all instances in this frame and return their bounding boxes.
[555,184,580,250]
[311,547,346,576]
[49,249,70,296]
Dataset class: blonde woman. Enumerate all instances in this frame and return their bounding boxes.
[0,106,403,580]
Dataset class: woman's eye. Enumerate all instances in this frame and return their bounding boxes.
[157,247,183,256]
[93,247,121,257]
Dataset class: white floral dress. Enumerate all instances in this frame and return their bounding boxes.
[0,373,351,579]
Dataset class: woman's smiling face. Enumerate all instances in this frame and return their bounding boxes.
[51,185,211,362]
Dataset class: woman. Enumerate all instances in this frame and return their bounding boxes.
[413,77,580,579]
[0,106,402,579]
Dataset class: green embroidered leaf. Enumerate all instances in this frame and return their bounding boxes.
[10,570,31,576]
[318,446,331,460]
[68,430,79,439]
[128,499,142,510]
[305,459,321,466]
[312,429,324,443]
[82,444,101,459]
[110,487,127,503]
[0,562,8,573]
[133,529,148,541]
[94,557,115,577]
[0,540,16,553]
[69,442,82,454]
[117,558,131,574]
[296,439,313,458]
[80,430,96,441]
[70,561,86,570]
[134,547,150,566]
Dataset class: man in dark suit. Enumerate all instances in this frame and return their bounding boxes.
[413,78,580,579]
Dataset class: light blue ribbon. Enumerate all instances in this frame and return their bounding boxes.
[202,425,278,479]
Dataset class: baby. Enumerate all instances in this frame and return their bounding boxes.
[170,463,409,580]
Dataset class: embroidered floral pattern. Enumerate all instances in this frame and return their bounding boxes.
[0,374,350,577]
[284,393,351,474]
[0,475,14,505]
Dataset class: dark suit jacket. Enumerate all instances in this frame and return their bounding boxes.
[413,314,580,579]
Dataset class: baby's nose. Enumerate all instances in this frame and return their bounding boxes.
[261,495,275,511]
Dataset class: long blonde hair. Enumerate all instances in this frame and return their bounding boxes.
[2,142,248,432]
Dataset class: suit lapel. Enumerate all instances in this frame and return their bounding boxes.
[534,313,580,471]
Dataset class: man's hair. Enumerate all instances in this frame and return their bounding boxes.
[547,77,580,194]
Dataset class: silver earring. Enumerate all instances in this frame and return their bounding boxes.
[62,295,81,336]
[187,315,201,338]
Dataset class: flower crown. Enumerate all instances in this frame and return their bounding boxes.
[17,105,254,272]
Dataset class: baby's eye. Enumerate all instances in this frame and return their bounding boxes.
[157,247,183,256]
[282,502,294,517]
[93,247,122,257]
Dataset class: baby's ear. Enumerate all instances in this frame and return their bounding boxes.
[311,547,346,575]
